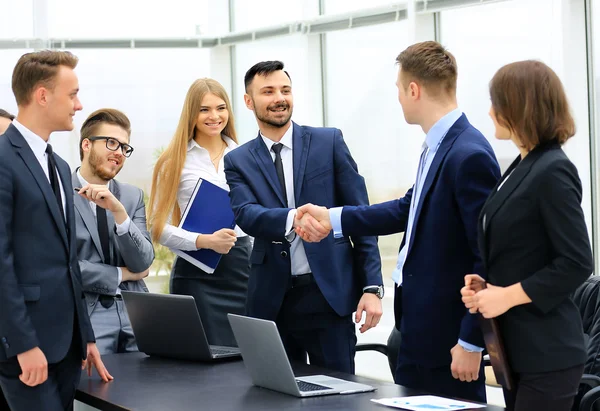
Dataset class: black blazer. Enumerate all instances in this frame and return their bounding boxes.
[479,142,593,373]
[0,125,95,365]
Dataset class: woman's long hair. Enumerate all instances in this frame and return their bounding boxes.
[148,78,237,242]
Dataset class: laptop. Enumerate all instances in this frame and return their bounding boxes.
[227,313,376,397]
[122,291,240,361]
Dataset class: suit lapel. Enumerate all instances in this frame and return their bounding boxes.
[72,170,105,260]
[480,149,543,239]
[250,133,287,206]
[407,116,467,251]
[107,180,118,255]
[292,123,310,204]
[7,129,68,249]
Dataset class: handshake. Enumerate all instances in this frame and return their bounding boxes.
[293,204,333,242]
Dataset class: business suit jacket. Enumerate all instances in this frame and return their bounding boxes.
[72,171,153,314]
[479,142,592,373]
[0,124,95,365]
[224,123,382,320]
[339,114,500,367]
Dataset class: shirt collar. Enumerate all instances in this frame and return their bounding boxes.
[424,108,462,150]
[12,119,48,159]
[77,168,109,187]
[187,135,237,152]
[260,123,294,152]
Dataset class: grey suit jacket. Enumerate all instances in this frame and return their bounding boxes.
[72,171,154,314]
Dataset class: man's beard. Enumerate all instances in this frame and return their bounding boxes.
[255,101,292,128]
[88,148,122,181]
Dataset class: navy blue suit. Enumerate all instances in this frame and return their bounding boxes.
[340,115,500,400]
[0,125,95,410]
[224,123,382,373]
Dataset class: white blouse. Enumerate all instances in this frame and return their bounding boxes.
[158,135,247,251]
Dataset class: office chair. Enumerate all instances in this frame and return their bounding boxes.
[355,326,401,376]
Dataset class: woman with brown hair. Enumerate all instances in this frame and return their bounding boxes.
[461,60,593,411]
[148,79,250,347]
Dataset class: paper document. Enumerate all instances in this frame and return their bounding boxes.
[371,395,486,410]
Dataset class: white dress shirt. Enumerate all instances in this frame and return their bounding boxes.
[260,125,312,276]
[159,135,247,251]
[12,119,66,218]
[77,170,131,288]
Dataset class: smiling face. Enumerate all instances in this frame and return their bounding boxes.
[194,92,229,139]
[81,123,129,181]
[244,70,293,129]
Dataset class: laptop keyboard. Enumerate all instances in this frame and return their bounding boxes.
[296,380,332,392]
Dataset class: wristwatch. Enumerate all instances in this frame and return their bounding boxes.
[363,285,384,299]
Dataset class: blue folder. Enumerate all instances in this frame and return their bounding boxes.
[171,178,236,273]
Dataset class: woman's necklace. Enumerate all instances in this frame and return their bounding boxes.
[210,140,227,167]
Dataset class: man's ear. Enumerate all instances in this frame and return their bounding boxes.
[244,93,254,111]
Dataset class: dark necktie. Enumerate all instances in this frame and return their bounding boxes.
[45,144,65,222]
[272,143,287,206]
[97,206,115,309]
[96,206,111,265]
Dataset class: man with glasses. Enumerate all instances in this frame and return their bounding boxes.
[74,108,154,355]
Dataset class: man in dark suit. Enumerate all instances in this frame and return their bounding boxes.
[0,50,112,411]
[224,61,383,374]
[74,108,154,355]
[296,42,500,402]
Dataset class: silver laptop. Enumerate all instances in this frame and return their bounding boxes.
[122,291,240,361]
[227,313,375,397]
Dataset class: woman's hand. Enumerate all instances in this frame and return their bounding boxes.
[472,284,511,319]
[196,229,236,254]
[461,274,486,313]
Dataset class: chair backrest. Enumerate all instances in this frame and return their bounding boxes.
[572,275,600,376]
[386,327,402,374]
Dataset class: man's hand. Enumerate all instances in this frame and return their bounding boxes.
[294,204,331,242]
[450,343,482,382]
[121,267,150,282]
[196,228,236,254]
[355,293,383,333]
[16,347,48,387]
[77,184,128,224]
[82,343,113,383]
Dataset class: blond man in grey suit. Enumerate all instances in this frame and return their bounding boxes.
[74,108,154,355]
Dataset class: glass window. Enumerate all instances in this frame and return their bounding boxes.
[0,2,33,38]
[324,0,400,15]
[441,0,592,232]
[325,21,413,264]
[231,0,319,32]
[47,0,209,38]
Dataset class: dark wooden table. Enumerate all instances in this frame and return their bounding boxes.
[77,352,505,411]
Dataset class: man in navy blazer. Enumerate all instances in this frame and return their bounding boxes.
[297,42,500,401]
[0,50,112,411]
[224,61,383,374]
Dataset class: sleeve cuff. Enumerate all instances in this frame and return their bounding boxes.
[116,267,122,295]
[115,216,131,236]
[285,209,296,242]
[329,207,344,238]
[458,339,484,352]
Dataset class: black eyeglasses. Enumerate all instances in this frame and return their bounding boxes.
[87,136,134,157]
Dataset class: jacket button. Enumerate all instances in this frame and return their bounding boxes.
[280,251,288,258]
[1,337,6,343]
[3,343,9,349]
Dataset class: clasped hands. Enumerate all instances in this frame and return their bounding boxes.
[293,204,382,333]
[293,203,331,242]
[461,274,512,319]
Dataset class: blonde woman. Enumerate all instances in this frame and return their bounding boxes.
[148,79,250,347]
